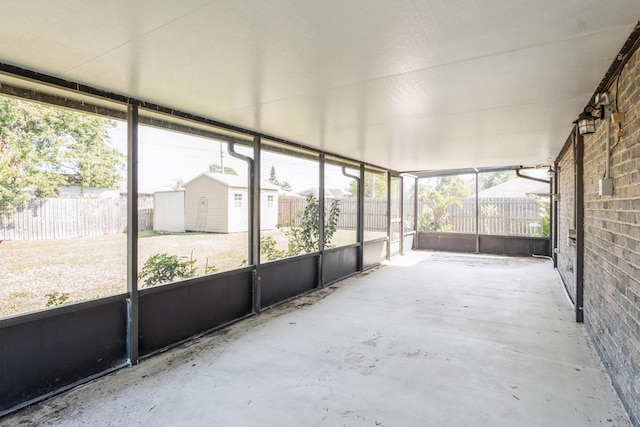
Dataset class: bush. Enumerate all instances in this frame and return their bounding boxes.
[260,235,285,261]
[138,253,197,288]
[45,292,71,307]
[283,194,340,256]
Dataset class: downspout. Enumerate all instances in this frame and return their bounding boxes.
[515,168,551,185]
[228,138,261,314]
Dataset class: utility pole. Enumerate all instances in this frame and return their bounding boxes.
[220,143,224,173]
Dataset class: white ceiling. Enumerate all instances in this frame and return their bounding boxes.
[1,1,639,173]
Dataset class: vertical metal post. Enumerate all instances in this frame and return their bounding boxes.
[318,154,325,287]
[399,177,405,255]
[475,170,480,254]
[386,172,391,260]
[414,177,419,234]
[252,137,261,313]
[126,102,139,365]
[552,165,558,264]
[357,164,365,271]
[575,131,584,323]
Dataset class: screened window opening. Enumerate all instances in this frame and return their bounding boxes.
[136,123,251,288]
[0,95,128,318]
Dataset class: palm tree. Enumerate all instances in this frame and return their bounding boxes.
[419,190,463,232]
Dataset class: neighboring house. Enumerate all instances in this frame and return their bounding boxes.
[183,173,278,233]
[298,187,345,198]
[478,178,549,198]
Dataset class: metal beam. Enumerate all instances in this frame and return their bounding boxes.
[399,177,405,255]
[387,172,392,260]
[252,137,262,313]
[126,102,139,365]
[475,171,480,254]
[357,164,365,271]
[551,165,558,262]
[0,62,395,174]
[575,131,584,323]
[318,154,325,287]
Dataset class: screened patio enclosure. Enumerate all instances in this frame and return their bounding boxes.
[1,1,640,423]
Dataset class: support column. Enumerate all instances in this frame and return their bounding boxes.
[252,137,261,313]
[414,177,419,235]
[575,132,584,323]
[126,102,139,365]
[399,177,405,255]
[357,164,365,271]
[552,164,558,265]
[386,172,391,260]
[318,154,325,287]
[475,171,480,254]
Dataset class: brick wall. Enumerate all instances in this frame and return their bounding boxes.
[556,141,576,301]
[577,44,640,425]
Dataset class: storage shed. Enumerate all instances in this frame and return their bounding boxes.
[153,190,185,233]
[184,173,278,233]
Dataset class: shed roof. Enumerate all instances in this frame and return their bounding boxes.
[184,173,279,191]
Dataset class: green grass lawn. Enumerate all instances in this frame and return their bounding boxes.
[1,228,375,318]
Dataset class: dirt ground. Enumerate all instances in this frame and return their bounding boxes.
[1,229,361,318]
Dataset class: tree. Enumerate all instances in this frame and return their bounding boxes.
[433,176,471,198]
[417,175,469,232]
[347,172,387,198]
[1,97,122,215]
[208,163,238,175]
[283,194,340,256]
[479,171,512,191]
[266,165,292,192]
[419,191,463,232]
[269,165,277,182]
[169,178,186,190]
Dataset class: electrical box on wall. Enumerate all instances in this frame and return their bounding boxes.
[599,178,613,196]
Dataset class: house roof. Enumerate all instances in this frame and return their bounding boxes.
[184,173,279,191]
[478,178,549,198]
[298,187,347,198]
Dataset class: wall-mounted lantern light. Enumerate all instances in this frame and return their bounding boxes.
[574,107,597,135]
[546,167,555,179]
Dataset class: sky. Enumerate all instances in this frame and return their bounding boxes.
[109,121,355,194]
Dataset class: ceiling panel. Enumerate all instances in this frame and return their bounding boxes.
[1,0,639,172]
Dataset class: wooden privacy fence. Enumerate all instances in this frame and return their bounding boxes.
[278,197,394,231]
[3,195,543,241]
[0,197,154,241]
[418,196,544,237]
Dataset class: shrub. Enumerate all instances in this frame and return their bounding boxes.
[45,292,71,307]
[260,235,285,261]
[283,194,340,256]
[138,253,197,288]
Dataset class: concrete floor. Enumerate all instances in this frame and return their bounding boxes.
[3,251,632,426]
